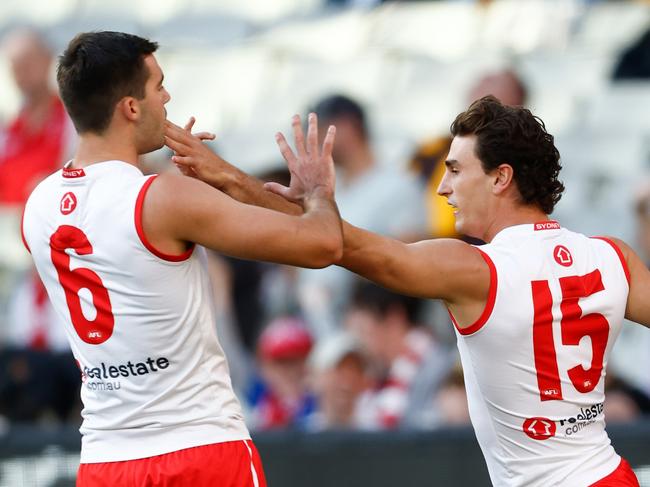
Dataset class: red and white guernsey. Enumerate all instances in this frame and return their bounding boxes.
[452,222,630,487]
[22,160,250,463]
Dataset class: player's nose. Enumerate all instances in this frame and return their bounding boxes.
[437,173,451,197]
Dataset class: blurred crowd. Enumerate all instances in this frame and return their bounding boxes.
[2,7,650,433]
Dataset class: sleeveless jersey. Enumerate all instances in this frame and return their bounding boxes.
[22,160,250,463]
[451,222,630,487]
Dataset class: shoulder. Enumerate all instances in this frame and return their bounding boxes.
[412,238,492,297]
[592,235,629,252]
[25,169,62,205]
[591,235,633,282]
[144,172,225,208]
[141,172,233,231]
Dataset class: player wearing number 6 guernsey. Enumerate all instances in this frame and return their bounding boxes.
[166,94,646,486]
[21,32,342,486]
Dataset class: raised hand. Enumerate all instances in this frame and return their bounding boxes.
[265,113,336,205]
[164,118,234,186]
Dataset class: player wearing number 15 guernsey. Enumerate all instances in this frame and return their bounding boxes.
[21,32,342,486]
[167,95,647,486]
[335,97,646,486]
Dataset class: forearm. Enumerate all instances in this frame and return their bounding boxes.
[339,221,405,290]
[297,188,343,267]
[221,168,302,216]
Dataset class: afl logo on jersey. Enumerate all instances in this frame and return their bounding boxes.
[523,417,556,441]
[60,192,77,215]
[553,245,573,267]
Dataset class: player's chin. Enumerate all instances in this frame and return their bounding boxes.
[142,137,166,155]
[453,216,467,235]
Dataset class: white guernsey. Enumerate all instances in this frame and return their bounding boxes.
[22,161,249,463]
[454,222,628,486]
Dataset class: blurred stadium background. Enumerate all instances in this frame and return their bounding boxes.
[2,0,650,486]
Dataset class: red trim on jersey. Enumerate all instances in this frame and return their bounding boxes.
[450,248,497,336]
[62,167,86,178]
[135,175,195,262]
[20,206,31,253]
[592,237,631,285]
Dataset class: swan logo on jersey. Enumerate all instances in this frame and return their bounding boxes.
[523,417,556,440]
[60,192,77,215]
[553,245,573,267]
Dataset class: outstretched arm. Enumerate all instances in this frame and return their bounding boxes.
[164,119,303,216]
[165,115,490,324]
[148,114,342,268]
[340,221,490,304]
[608,237,650,328]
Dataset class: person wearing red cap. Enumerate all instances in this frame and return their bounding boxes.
[245,317,317,430]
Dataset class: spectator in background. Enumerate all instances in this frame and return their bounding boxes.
[246,316,317,430]
[307,331,371,431]
[344,280,454,430]
[433,363,470,427]
[0,27,78,424]
[0,27,75,206]
[298,94,427,338]
[0,265,81,423]
[410,68,527,239]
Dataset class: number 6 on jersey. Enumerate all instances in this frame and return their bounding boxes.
[50,225,115,344]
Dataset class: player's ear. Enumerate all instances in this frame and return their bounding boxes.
[117,96,140,123]
[492,163,514,195]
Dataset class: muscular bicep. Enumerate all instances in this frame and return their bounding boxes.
[341,223,490,303]
[616,237,650,328]
[393,240,492,314]
[145,174,337,268]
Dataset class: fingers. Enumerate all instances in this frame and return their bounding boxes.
[184,116,196,132]
[291,114,308,161]
[321,125,336,159]
[194,131,216,141]
[264,182,295,201]
[275,132,298,168]
[306,112,318,157]
[171,154,194,166]
[166,120,209,146]
[164,135,192,155]
[165,121,194,145]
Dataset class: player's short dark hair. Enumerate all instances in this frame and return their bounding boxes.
[451,95,564,214]
[312,94,367,139]
[57,31,158,134]
[351,279,422,326]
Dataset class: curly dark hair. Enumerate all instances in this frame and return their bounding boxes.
[450,95,564,214]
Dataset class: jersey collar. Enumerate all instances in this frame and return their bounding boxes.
[490,220,561,243]
[62,160,144,179]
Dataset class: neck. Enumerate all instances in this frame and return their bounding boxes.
[339,143,374,184]
[72,130,138,169]
[482,205,550,242]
